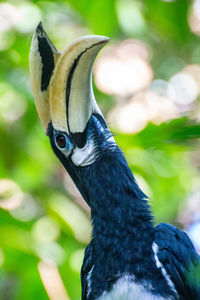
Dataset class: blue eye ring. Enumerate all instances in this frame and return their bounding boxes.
[54,132,73,151]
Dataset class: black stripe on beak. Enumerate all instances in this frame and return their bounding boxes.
[36,22,55,91]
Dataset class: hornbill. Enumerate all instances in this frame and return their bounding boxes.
[29,23,200,300]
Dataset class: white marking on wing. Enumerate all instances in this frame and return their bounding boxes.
[152,242,177,296]
[86,265,94,297]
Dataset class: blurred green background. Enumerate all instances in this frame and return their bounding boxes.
[1,0,200,299]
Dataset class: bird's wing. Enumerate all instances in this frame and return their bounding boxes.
[154,223,200,300]
[81,243,93,300]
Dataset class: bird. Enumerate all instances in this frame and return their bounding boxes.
[29,23,200,300]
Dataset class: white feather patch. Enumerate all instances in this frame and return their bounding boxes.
[97,275,172,300]
[71,135,116,166]
[71,140,97,166]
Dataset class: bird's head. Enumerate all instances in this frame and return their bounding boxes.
[30,23,119,205]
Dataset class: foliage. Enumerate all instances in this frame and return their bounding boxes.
[0,0,200,299]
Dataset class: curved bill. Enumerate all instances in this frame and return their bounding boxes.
[29,22,61,131]
[49,35,109,141]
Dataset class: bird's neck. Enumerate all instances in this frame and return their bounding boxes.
[90,150,154,240]
[78,147,155,282]
[90,185,153,239]
[77,147,154,253]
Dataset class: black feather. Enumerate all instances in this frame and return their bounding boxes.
[155,223,200,299]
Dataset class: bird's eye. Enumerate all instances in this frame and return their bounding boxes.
[54,132,74,154]
[56,134,67,149]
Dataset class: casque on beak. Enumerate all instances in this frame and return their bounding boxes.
[29,22,61,130]
[30,22,109,147]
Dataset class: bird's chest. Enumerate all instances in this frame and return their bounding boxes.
[97,276,171,300]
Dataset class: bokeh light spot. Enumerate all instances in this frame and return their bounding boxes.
[95,40,153,96]
[0,31,15,51]
[37,243,66,265]
[189,0,200,36]
[69,249,84,273]
[0,3,17,32]
[14,3,42,33]
[50,195,91,243]
[186,222,200,252]
[0,248,5,267]
[167,73,198,105]
[32,217,60,244]
[108,95,149,134]
[0,179,23,210]
[0,83,27,123]
[117,0,146,35]
[10,194,38,222]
